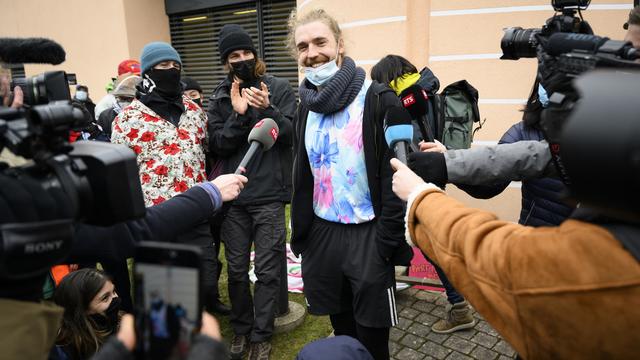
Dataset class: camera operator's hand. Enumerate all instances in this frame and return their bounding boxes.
[407,151,448,189]
[200,312,222,341]
[419,140,446,153]
[390,158,428,202]
[0,74,23,108]
[116,314,136,351]
[211,174,248,201]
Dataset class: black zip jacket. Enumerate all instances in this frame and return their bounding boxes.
[290,81,413,265]
[207,75,296,205]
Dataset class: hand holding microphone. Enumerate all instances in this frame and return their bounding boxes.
[235,118,279,175]
[384,106,414,164]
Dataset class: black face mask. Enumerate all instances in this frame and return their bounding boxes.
[193,97,202,107]
[89,296,121,333]
[143,68,182,99]
[230,58,256,82]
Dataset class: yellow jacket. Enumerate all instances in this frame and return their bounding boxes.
[406,185,640,359]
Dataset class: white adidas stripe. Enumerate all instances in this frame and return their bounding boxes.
[387,286,398,326]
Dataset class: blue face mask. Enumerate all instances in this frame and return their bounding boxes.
[304,60,339,86]
[75,90,88,101]
[538,84,549,108]
[304,46,341,87]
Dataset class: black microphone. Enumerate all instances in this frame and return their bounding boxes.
[234,118,279,175]
[384,106,414,164]
[546,33,609,57]
[399,85,433,142]
[0,38,66,65]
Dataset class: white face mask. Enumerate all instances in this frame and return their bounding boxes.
[75,90,88,101]
[303,46,341,86]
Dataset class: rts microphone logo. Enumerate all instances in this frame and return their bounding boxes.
[402,93,416,107]
[270,128,278,141]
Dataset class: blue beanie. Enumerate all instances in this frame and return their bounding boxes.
[140,42,182,75]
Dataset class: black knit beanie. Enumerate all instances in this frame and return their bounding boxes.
[218,24,257,64]
[181,76,202,93]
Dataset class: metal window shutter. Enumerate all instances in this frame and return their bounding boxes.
[169,0,297,108]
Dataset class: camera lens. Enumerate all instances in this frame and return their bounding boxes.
[10,73,49,106]
[30,101,88,134]
[500,27,540,60]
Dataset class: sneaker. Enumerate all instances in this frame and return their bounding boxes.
[431,300,476,334]
[248,341,272,360]
[230,334,249,360]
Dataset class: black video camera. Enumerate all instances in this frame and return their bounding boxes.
[0,38,145,283]
[500,0,592,60]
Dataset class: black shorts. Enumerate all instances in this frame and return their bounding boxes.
[301,217,398,328]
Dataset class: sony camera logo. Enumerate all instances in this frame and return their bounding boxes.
[24,240,64,254]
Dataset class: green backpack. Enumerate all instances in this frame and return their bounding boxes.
[433,80,482,149]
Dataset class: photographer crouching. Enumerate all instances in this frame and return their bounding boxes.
[390,69,640,358]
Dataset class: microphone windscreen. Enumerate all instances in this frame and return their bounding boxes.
[546,33,607,57]
[0,38,66,65]
[384,106,413,147]
[399,85,428,119]
[248,117,279,150]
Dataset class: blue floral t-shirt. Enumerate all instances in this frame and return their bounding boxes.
[305,80,375,224]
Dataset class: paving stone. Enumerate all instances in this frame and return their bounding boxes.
[435,295,450,306]
[471,332,498,349]
[395,347,425,360]
[404,287,419,296]
[396,292,417,307]
[475,321,499,337]
[445,351,474,360]
[470,346,499,360]
[400,333,427,350]
[400,306,421,320]
[444,336,476,354]
[493,340,516,357]
[416,312,439,326]
[426,331,450,343]
[498,355,516,360]
[430,305,447,319]
[415,290,442,302]
[420,340,452,360]
[396,316,413,331]
[412,300,437,313]
[389,340,402,356]
[453,328,477,340]
[407,321,431,337]
[389,327,404,342]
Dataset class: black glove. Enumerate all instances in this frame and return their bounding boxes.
[407,151,448,189]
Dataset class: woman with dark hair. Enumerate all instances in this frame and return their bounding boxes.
[371,54,441,143]
[51,269,121,360]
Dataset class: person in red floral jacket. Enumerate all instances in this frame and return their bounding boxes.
[111,42,222,314]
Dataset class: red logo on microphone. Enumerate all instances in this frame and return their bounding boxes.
[401,93,416,107]
[270,128,278,141]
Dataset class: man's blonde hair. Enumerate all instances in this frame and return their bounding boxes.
[286,9,343,58]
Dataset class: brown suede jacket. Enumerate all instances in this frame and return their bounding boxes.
[406,185,640,359]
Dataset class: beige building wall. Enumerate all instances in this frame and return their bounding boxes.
[0,0,170,100]
[296,0,631,222]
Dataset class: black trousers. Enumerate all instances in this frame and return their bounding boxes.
[222,202,286,342]
[330,311,390,360]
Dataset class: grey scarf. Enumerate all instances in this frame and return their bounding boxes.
[299,57,366,114]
